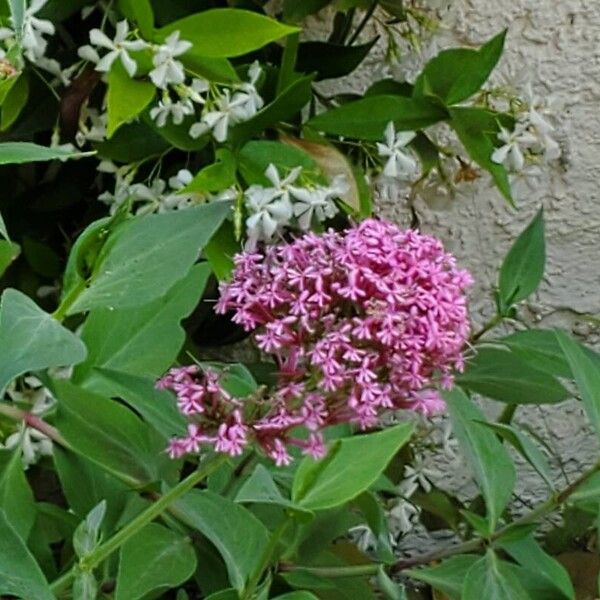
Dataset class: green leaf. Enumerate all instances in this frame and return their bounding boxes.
[0,240,20,277]
[414,30,506,105]
[283,0,331,21]
[0,449,35,540]
[457,347,568,404]
[95,121,169,162]
[0,289,87,394]
[8,0,25,37]
[204,220,240,281]
[181,149,237,193]
[463,550,530,600]
[107,63,155,138]
[475,421,554,489]
[53,380,166,487]
[500,535,574,599]
[1,73,28,130]
[171,489,270,592]
[68,201,229,314]
[144,111,209,151]
[0,141,92,164]
[377,566,408,600]
[498,208,545,311]
[230,74,314,143]
[117,0,154,37]
[239,140,319,185]
[307,95,447,140]
[406,555,479,600]
[292,422,414,510]
[273,593,320,600]
[296,38,378,81]
[0,509,53,600]
[449,107,513,204]
[73,264,209,389]
[556,331,600,441]
[91,369,187,440]
[116,522,197,600]
[444,388,515,529]
[156,9,299,58]
[235,464,311,517]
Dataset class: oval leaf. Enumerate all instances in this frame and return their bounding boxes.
[292,422,414,511]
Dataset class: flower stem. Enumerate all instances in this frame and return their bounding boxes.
[0,401,69,447]
[470,313,504,343]
[50,454,227,595]
[282,563,381,579]
[391,459,600,572]
[52,279,87,322]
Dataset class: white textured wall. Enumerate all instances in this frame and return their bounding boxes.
[313,0,600,553]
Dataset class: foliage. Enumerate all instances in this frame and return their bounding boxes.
[0,1,593,600]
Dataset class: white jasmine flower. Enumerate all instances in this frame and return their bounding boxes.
[129,178,167,214]
[150,96,194,127]
[491,124,537,172]
[21,0,55,62]
[290,176,345,230]
[76,107,107,146]
[234,60,264,118]
[521,84,561,161]
[149,31,192,89]
[82,20,147,77]
[190,89,251,142]
[35,56,70,85]
[187,78,209,104]
[98,163,136,213]
[168,168,193,190]
[389,499,420,535]
[244,164,301,247]
[377,122,419,180]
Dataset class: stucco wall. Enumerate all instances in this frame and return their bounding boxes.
[312,0,600,554]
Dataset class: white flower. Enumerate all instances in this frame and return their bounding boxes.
[21,0,55,62]
[76,107,107,146]
[389,499,420,535]
[190,89,250,142]
[149,31,192,89]
[168,168,193,190]
[244,164,301,247]
[81,20,147,77]
[290,176,345,230]
[521,84,561,161]
[187,78,209,104]
[234,60,264,119]
[129,178,168,214]
[150,96,194,127]
[377,122,419,180]
[491,124,537,172]
[98,162,136,213]
[35,56,70,86]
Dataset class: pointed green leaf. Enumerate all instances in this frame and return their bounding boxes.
[116,523,196,600]
[406,555,479,600]
[181,149,237,193]
[292,422,414,510]
[73,264,210,390]
[556,331,600,440]
[107,62,156,138]
[457,347,568,404]
[414,31,506,105]
[0,449,35,540]
[308,95,447,141]
[92,369,187,440]
[463,550,530,599]
[499,208,545,311]
[68,201,229,314]
[156,9,299,58]
[449,107,513,204]
[445,388,515,529]
[0,509,53,600]
[500,535,574,599]
[53,380,167,487]
[0,141,92,164]
[475,421,554,489]
[0,289,87,394]
[172,489,270,591]
[0,240,20,277]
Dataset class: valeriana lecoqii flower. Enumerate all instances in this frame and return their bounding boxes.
[158,218,472,466]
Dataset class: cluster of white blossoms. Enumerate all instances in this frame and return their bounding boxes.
[77,20,263,144]
[98,163,235,215]
[244,164,347,249]
[0,377,54,468]
[491,84,561,172]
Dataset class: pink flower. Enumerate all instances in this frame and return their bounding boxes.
[160,218,471,465]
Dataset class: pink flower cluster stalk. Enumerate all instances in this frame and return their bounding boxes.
[158,218,472,466]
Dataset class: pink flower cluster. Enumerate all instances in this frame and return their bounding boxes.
[160,218,472,466]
